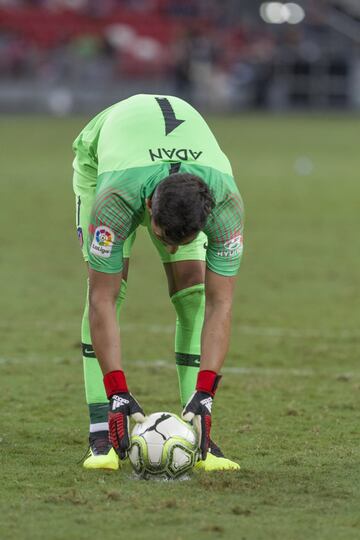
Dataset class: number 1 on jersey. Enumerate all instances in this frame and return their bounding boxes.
[155,97,185,136]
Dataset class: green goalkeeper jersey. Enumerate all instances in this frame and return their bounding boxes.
[73,94,244,276]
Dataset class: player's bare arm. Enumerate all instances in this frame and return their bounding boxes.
[181,191,243,460]
[89,267,145,459]
[182,270,237,459]
[88,268,123,374]
[201,269,236,373]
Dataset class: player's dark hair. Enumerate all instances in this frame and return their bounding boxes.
[151,173,215,244]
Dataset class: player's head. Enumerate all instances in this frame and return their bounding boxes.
[147,173,215,253]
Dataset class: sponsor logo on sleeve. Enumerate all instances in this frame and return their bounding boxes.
[90,226,114,258]
[217,234,243,257]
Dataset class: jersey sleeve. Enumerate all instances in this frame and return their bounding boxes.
[87,190,137,274]
[72,104,116,183]
[204,191,244,277]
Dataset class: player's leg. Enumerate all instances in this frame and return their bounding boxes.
[168,259,240,471]
[165,260,205,408]
[143,209,206,406]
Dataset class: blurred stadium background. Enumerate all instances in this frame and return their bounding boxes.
[1,0,360,114]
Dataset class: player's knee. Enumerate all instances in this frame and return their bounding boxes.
[171,284,205,322]
[167,262,205,296]
[177,272,204,293]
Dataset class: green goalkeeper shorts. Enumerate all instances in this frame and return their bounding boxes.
[74,170,207,266]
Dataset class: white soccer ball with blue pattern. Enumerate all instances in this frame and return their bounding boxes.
[129,412,199,480]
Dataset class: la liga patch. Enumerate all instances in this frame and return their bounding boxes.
[90,226,115,258]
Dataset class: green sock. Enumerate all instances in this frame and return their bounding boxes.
[82,278,127,431]
[171,284,205,407]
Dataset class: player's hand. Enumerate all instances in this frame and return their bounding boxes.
[108,392,145,460]
[182,370,222,460]
[103,370,145,460]
[182,391,213,460]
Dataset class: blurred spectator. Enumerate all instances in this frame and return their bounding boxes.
[0,0,358,111]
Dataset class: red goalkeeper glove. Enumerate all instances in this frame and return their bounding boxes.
[182,370,221,460]
[104,370,145,460]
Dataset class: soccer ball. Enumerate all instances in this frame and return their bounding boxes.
[129,412,199,480]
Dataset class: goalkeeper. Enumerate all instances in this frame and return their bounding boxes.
[73,94,244,471]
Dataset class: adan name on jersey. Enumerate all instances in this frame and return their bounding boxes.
[149,147,203,162]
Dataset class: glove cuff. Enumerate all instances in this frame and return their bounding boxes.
[104,370,128,399]
[196,370,222,397]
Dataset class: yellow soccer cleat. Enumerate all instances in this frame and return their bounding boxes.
[83,431,120,471]
[195,440,240,472]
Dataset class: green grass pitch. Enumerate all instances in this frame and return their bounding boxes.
[1,113,359,540]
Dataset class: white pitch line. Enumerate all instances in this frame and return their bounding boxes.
[0,321,358,340]
[1,355,357,379]
[132,360,317,377]
[120,323,360,340]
